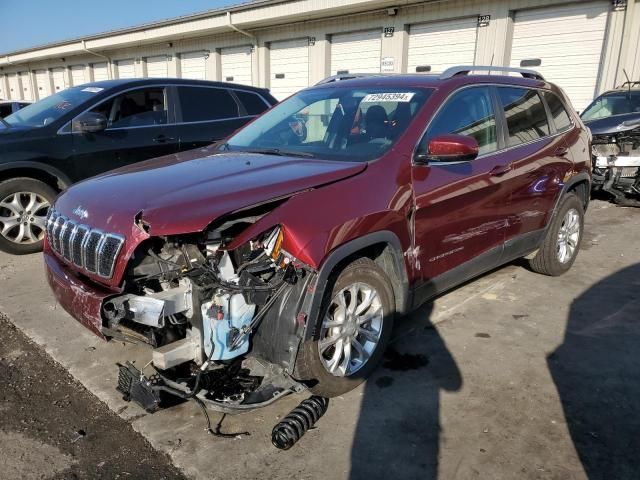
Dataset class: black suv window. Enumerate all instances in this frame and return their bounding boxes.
[497,87,550,146]
[91,87,167,128]
[178,87,239,122]
[0,104,12,118]
[234,90,269,116]
[420,86,497,156]
[542,91,572,132]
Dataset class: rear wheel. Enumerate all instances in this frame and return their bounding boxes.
[529,193,584,276]
[295,257,394,397]
[0,178,55,255]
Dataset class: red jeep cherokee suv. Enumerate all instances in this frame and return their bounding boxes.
[43,66,591,411]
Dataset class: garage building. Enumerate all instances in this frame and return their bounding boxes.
[1,0,640,110]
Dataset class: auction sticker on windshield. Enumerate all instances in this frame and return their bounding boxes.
[361,92,415,103]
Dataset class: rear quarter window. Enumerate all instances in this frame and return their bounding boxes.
[234,90,270,116]
[541,91,572,133]
[177,86,239,122]
[497,87,550,146]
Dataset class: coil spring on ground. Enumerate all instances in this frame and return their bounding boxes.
[271,396,329,450]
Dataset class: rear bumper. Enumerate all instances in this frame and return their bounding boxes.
[44,250,113,339]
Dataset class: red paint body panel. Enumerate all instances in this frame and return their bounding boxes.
[44,248,112,338]
[44,73,592,337]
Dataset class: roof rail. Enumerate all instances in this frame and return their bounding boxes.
[440,65,545,81]
[316,73,384,85]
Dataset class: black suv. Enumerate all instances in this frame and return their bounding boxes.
[0,78,277,254]
[581,82,640,205]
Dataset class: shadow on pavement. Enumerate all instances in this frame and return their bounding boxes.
[549,263,640,479]
[349,301,462,480]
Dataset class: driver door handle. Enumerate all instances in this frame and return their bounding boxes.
[554,146,569,157]
[153,134,175,143]
[489,164,512,177]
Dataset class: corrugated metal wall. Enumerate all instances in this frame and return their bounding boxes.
[0,0,638,111]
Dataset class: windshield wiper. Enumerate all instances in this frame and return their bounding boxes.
[244,147,315,158]
[0,117,10,129]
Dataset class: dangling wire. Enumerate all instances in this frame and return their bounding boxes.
[193,398,250,438]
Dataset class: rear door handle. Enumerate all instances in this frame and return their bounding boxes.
[153,134,175,143]
[489,164,512,176]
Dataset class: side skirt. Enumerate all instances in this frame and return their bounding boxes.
[410,228,545,310]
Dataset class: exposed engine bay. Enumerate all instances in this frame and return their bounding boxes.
[592,118,640,206]
[101,213,315,414]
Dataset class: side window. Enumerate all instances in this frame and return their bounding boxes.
[541,91,572,133]
[497,87,550,146]
[234,90,269,116]
[420,86,498,156]
[90,87,167,128]
[0,105,12,118]
[177,87,239,122]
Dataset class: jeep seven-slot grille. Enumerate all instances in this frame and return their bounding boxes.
[46,209,125,279]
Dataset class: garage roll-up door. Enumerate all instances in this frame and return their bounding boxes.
[70,65,86,86]
[19,72,33,100]
[181,52,207,80]
[221,46,253,85]
[92,62,109,81]
[408,17,478,74]
[146,55,168,78]
[116,59,135,79]
[510,2,609,111]
[52,67,66,93]
[35,70,51,99]
[8,74,20,100]
[0,75,6,100]
[270,38,309,100]
[331,30,381,75]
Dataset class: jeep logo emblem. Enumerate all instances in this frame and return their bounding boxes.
[72,206,89,220]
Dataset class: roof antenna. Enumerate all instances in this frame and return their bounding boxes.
[489,53,494,76]
[623,69,631,98]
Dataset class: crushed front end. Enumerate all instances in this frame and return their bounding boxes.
[44,208,316,413]
[591,119,640,206]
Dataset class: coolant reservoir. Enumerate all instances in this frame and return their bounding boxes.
[201,293,256,360]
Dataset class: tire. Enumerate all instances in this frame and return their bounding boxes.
[529,192,584,276]
[295,257,395,397]
[0,177,56,255]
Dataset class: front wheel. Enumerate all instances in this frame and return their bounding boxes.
[0,178,56,255]
[295,257,395,397]
[529,192,584,276]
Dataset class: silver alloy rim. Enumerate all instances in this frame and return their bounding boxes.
[0,192,50,245]
[557,208,580,264]
[318,282,384,377]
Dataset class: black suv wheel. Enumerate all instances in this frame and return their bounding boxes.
[0,178,55,255]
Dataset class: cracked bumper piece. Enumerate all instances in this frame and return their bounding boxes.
[44,250,112,338]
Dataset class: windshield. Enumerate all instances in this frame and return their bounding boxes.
[581,91,640,121]
[1,86,105,128]
[226,86,432,162]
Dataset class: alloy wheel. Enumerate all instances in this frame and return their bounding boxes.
[556,208,580,264]
[0,192,50,245]
[318,282,384,377]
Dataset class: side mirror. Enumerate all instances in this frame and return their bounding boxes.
[72,112,107,133]
[415,134,479,164]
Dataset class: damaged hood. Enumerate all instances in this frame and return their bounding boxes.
[54,148,366,236]
[584,113,640,136]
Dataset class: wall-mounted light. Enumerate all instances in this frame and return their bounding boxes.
[387,7,398,16]
[167,42,173,48]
